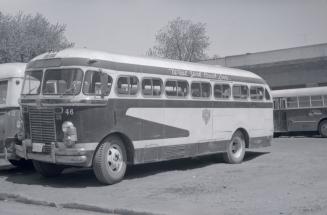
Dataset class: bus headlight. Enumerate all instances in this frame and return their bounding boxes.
[62,121,77,147]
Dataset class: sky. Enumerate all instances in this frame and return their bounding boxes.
[0,0,327,58]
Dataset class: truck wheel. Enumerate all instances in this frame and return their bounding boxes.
[319,120,327,138]
[93,136,127,185]
[33,161,64,177]
[9,159,33,169]
[223,130,246,164]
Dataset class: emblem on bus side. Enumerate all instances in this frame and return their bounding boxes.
[202,109,211,125]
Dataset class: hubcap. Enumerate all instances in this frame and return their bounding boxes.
[230,137,243,158]
[107,144,123,173]
[322,123,327,136]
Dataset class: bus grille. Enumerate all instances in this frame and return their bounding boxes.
[29,107,57,144]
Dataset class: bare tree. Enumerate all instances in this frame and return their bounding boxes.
[147,17,210,62]
[0,11,73,63]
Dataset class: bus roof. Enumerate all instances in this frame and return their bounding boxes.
[28,48,266,84]
[272,86,327,98]
[0,63,26,79]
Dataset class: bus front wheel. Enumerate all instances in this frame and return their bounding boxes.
[33,161,64,177]
[319,120,327,138]
[223,130,246,164]
[93,136,127,185]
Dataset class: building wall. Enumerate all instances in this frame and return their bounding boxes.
[203,43,327,90]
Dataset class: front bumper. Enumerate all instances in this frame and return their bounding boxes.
[15,139,95,167]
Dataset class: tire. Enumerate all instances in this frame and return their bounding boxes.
[319,120,327,138]
[93,136,127,185]
[223,130,246,164]
[9,159,33,169]
[33,161,64,177]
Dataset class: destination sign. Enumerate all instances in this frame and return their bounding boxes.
[170,68,230,81]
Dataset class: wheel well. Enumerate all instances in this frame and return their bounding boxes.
[235,128,250,148]
[96,132,135,164]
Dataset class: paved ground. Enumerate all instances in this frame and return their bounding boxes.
[0,137,326,215]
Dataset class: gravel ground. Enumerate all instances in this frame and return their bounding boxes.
[0,137,326,215]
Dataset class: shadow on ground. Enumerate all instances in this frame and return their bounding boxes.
[1,151,269,188]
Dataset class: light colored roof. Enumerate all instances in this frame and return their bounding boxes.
[0,63,26,79]
[272,86,327,98]
[31,48,263,80]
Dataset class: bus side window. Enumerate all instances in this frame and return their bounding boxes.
[214,84,230,99]
[265,88,271,100]
[142,78,152,96]
[298,96,310,108]
[273,99,279,109]
[142,78,163,96]
[117,76,139,96]
[177,80,188,97]
[83,70,112,96]
[201,82,211,98]
[191,82,210,98]
[286,97,298,108]
[191,82,201,97]
[233,85,248,100]
[311,95,323,107]
[165,80,177,97]
[250,86,264,100]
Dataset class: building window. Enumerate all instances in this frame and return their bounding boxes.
[117,76,139,95]
[233,85,248,100]
[214,84,230,99]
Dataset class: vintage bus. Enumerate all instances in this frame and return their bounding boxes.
[14,48,273,184]
[272,87,327,137]
[0,63,31,166]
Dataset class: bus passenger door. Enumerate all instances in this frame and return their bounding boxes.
[274,98,288,132]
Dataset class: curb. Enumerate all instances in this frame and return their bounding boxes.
[0,193,160,215]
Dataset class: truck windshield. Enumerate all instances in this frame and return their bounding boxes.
[42,68,83,95]
[22,70,43,95]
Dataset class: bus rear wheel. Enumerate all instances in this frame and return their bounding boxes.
[93,136,127,185]
[319,120,327,138]
[33,161,64,177]
[223,130,246,164]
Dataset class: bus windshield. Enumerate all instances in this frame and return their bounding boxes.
[42,68,83,95]
[22,70,43,95]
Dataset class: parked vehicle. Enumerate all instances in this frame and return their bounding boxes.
[0,63,31,167]
[272,87,327,137]
[14,48,273,184]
